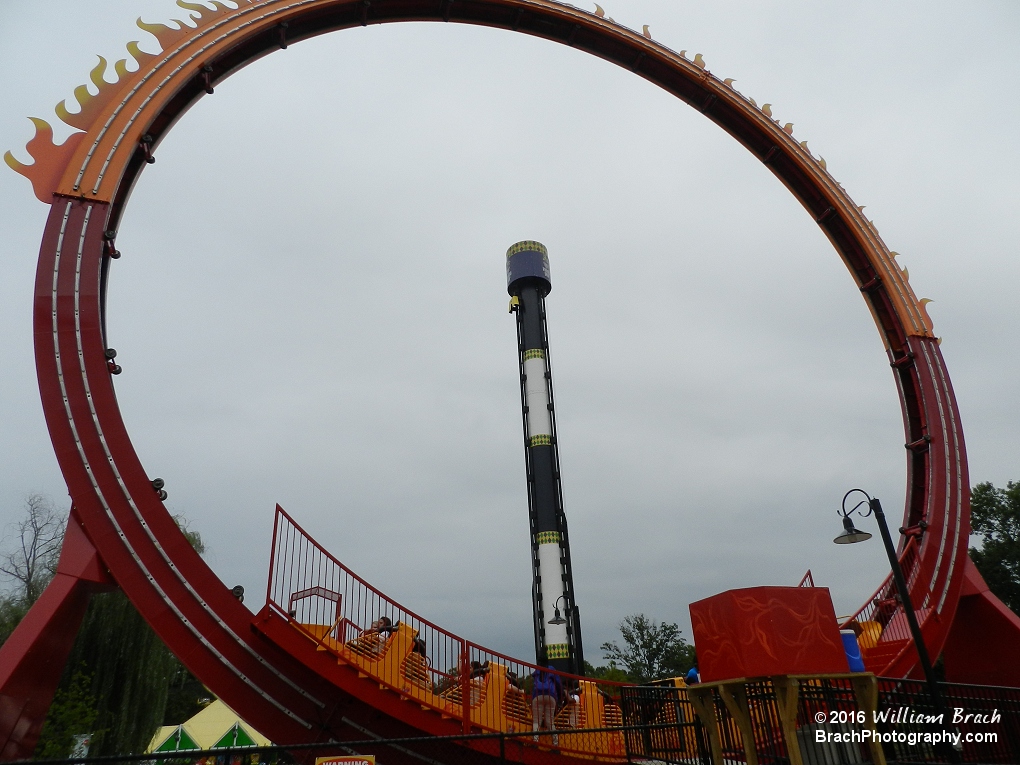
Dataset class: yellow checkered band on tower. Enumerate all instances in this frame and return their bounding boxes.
[506,240,548,258]
[536,531,560,545]
[523,349,545,361]
[546,643,570,660]
[529,434,553,447]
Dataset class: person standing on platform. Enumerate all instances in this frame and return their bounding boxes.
[531,663,564,744]
[685,660,700,686]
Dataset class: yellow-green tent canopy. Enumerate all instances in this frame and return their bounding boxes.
[152,726,200,753]
[147,700,271,752]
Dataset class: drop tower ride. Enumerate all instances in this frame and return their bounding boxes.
[506,241,584,676]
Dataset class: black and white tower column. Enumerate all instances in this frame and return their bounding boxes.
[506,240,584,676]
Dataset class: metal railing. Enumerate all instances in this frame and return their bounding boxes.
[839,539,923,662]
[874,677,1020,764]
[620,684,714,764]
[266,506,629,757]
[643,675,1019,765]
[262,508,1020,764]
[798,676,885,765]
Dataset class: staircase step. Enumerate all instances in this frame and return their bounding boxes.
[863,639,910,672]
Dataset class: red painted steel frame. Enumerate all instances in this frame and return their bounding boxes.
[4,0,1017,758]
[0,510,114,760]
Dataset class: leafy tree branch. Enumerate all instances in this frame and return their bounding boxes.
[596,613,695,684]
[970,480,1020,614]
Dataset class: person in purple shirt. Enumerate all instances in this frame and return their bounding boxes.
[531,664,565,744]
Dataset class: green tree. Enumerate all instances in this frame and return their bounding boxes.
[598,614,696,684]
[0,494,64,605]
[163,659,213,726]
[53,591,183,755]
[41,516,210,756]
[582,661,630,683]
[0,496,213,757]
[33,672,100,760]
[0,596,30,647]
[0,495,66,647]
[970,480,1020,613]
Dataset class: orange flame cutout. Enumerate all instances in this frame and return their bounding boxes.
[57,56,113,132]
[136,1,238,52]
[4,118,85,204]
[918,298,935,333]
[118,41,158,79]
[7,0,250,203]
[136,17,193,52]
[177,1,245,31]
[178,0,211,14]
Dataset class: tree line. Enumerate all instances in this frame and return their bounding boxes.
[0,495,211,758]
[587,613,697,684]
[970,480,1020,613]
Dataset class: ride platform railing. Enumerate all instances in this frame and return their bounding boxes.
[263,510,1019,764]
[872,677,1020,765]
[838,539,922,672]
[639,674,1019,765]
[266,505,628,759]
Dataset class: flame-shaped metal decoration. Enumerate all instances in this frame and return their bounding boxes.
[6,0,244,204]
[4,119,85,204]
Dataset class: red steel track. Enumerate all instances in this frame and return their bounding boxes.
[4,0,1011,759]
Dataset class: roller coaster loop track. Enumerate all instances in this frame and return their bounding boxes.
[4,0,1020,761]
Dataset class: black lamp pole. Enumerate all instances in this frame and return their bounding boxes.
[837,489,960,763]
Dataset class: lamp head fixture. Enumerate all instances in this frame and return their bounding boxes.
[548,595,568,625]
[833,488,876,545]
[834,514,872,544]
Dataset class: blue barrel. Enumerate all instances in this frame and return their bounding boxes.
[506,240,551,296]
[841,629,866,672]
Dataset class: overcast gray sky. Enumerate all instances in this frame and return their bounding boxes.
[1,1,1018,664]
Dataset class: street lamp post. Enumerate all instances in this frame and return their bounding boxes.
[835,489,960,763]
[548,595,580,674]
[548,595,568,627]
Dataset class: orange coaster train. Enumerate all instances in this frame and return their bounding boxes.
[259,507,629,761]
[3,1,1019,761]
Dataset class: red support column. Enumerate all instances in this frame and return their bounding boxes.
[0,509,115,760]
[941,557,1020,686]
